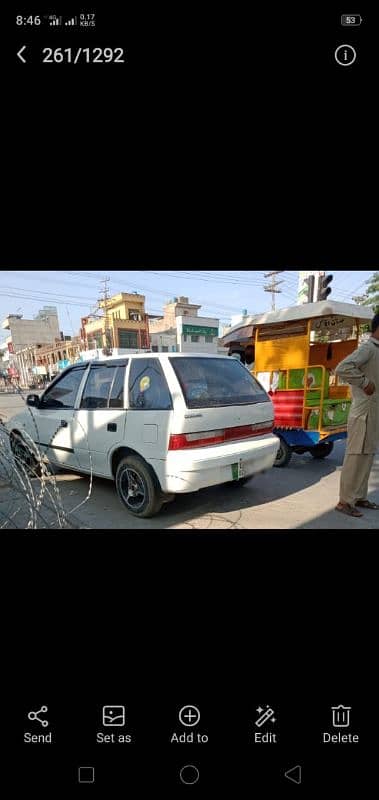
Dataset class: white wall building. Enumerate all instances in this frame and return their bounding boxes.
[176,315,220,353]
[148,296,220,353]
[150,331,177,352]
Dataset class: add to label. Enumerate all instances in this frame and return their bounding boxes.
[171,731,209,743]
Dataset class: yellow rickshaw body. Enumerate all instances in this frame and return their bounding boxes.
[221,301,372,443]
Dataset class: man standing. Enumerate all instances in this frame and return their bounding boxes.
[335,314,379,517]
[244,344,255,371]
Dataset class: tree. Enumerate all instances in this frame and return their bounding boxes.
[353,272,379,315]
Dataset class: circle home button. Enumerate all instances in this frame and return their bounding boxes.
[179,765,200,785]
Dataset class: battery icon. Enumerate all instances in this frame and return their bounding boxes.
[341,14,362,26]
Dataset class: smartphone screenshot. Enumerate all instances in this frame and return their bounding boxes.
[3,4,377,794]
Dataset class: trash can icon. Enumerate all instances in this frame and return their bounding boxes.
[332,705,351,728]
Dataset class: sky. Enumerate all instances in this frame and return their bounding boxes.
[0,269,374,342]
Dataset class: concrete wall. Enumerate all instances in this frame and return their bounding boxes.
[3,314,60,351]
[150,332,177,352]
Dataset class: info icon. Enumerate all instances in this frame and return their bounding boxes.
[335,45,357,66]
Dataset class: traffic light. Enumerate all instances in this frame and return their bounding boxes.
[318,274,333,301]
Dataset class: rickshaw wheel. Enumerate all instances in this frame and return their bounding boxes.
[274,437,293,468]
[310,442,334,459]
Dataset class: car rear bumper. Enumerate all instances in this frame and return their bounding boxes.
[153,434,280,493]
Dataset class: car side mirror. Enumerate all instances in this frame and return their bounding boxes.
[26,394,40,408]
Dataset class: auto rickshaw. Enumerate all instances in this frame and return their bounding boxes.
[222,301,373,467]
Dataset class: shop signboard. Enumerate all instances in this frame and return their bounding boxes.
[182,325,219,336]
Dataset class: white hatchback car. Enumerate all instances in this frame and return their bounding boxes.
[7,353,280,517]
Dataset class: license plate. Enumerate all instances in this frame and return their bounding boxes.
[231,461,245,480]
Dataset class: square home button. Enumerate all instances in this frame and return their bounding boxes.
[78,767,95,783]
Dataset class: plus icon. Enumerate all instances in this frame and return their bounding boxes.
[179,705,201,727]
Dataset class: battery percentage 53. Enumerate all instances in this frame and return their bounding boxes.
[341,14,362,26]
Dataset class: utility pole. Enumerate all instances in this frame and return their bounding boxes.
[98,276,113,356]
[264,271,285,310]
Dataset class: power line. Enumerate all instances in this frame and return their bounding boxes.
[0,284,99,304]
[0,281,256,318]
[0,291,94,309]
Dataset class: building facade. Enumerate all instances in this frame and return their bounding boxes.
[83,293,149,351]
[16,336,82,386]
[2,307,60,351]
[149,330,177,352]
[148,297,221,353]
[176,315,220,353]
[148,297,202,335]
[1,307,61,381]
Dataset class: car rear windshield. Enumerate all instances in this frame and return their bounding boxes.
[169,357,270,408]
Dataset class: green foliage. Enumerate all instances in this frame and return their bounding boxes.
[352,272,379,316]
[363,272,379,315]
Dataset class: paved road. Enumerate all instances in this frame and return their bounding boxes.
[1,392,378,530]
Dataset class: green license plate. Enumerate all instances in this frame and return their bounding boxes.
[231,463,239,480]
[231,462,245,480]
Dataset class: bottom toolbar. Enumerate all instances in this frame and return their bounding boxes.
[5,699,372,790]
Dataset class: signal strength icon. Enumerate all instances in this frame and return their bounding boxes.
[48,15,62,26]
[65,16,77,26]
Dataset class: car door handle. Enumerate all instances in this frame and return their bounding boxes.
[60,419,68,427]
[107,423,117,432]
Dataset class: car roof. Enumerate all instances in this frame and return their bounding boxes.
[85,352,231,366]
[55,353,232,378]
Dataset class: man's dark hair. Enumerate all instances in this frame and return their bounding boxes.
[372,314,379,334]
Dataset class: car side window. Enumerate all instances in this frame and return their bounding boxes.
[109,366,126,408]
[80,365,116,409]
[128,359,173,410]
[39,366,86,409]
[80,364,127,409]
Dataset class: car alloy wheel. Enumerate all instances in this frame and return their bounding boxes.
[120,467,146,512]
[115,454,165,518]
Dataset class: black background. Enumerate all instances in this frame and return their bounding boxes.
[3,2,378,794]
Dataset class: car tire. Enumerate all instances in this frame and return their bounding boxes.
[310,442,334,459]
[274,437,293,468]
[10,432,42,477]
[115,455,164,518]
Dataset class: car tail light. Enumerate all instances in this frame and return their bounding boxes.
[168,422,274,450]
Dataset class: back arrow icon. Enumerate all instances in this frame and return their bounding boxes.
[17,46,27,63]
[284,765,302,785]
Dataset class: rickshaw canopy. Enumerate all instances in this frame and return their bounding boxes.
[221,302,373,345]
[250,300,373,328]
